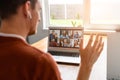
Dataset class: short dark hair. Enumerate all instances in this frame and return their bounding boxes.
[0,0,37,20]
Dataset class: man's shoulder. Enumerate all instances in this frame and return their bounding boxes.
[21,44,54,63]
[25,45,58,69]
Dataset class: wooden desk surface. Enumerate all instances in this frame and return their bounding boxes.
[31,37,48,52]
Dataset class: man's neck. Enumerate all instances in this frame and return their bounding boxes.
[0,19,28,39]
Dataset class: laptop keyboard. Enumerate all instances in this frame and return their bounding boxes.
[48,51,80,64]
[48,51,79,57]
[52,55,80,64]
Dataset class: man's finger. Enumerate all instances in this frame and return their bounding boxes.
[86,34,93,48]
[80,37,83,50]
[95,37,103,52]
[92,34,100,48]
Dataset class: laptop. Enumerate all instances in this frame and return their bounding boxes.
[48,27,83,65]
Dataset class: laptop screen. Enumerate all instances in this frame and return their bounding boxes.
[48,27,83,52]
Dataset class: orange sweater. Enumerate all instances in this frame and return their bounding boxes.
[0,36,62,80]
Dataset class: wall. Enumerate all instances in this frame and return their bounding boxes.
[28,15,48,44]
[107,32,120,79]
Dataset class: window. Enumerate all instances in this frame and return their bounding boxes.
[48,0,83,28]
[90,0,120,25]
[42,0,120,31]
[42,0,84,29]
[87,0,120,30]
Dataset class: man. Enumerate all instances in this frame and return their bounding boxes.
[0,19,1,26]
[74,32,80,39]
[0,0,104,80]
[49,30,55,42]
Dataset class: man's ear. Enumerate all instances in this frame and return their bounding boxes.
[23,1,32,18]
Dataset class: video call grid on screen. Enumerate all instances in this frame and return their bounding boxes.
[49,27,83,48]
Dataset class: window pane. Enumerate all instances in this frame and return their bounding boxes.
[90,0,120,25]
[48,0,83,27]
[50,4,65,19]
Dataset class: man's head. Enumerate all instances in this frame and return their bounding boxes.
[52,30,55,34]
[0,0,41,35]
[76,32,78,34]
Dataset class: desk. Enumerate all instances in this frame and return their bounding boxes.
[31,35,107,80]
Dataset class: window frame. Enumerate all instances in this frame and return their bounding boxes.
[42,0,120,31]
[83,0,120,31]
[41,0,50,30]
